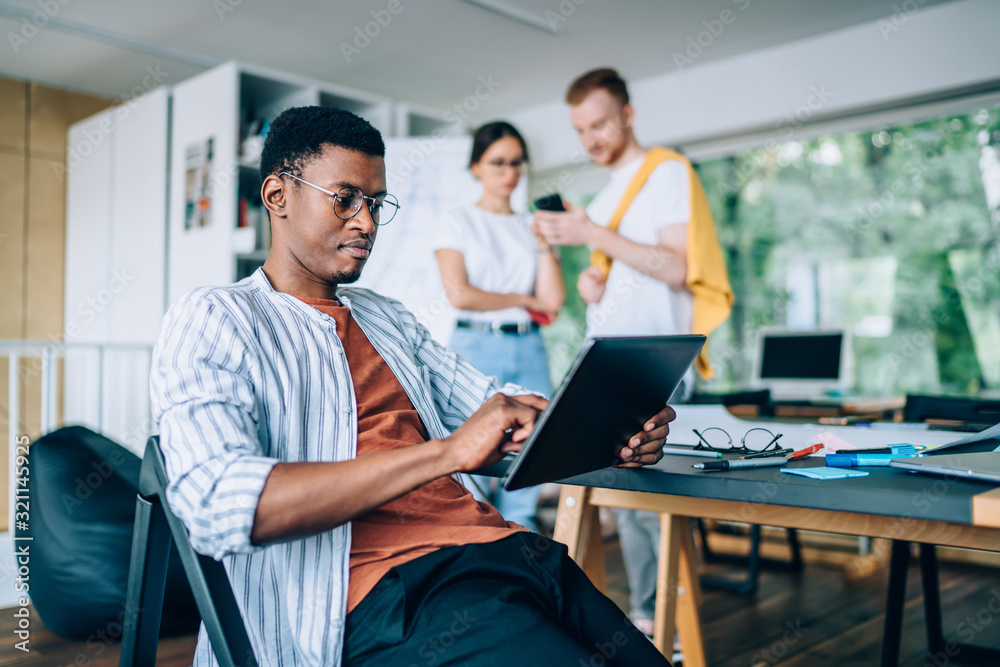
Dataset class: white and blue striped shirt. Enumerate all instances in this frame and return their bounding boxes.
[150,269,526,666]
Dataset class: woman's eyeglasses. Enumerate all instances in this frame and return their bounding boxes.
[281,172,401,226]
[692,427,784,455]
[484,159,524,171]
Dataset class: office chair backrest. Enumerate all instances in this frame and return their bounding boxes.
[903,394,1000,426]
[120,436,258,667]
[690,389,775,417]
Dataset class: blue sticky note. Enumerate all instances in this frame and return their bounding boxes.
[781,467,870,480]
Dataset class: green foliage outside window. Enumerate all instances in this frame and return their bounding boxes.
[697,107,1000,396]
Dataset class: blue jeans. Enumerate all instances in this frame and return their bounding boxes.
[614,508,661,621]
[450,327,552,532]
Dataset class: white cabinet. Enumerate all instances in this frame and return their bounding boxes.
[65,112,114,343]
[110,89,170,343]
[64,87,169,450]
[65,87,169,344]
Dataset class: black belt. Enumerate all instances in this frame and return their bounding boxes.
[455,319,539,335]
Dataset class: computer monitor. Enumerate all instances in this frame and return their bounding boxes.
[749,328,851,399]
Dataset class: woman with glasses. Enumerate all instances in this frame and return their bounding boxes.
[433,121,565,531]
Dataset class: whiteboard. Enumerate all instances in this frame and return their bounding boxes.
[356,136,528,344]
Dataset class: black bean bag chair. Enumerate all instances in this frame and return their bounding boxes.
[16,426,199,640]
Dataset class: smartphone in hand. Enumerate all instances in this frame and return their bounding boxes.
[534,193,565,212]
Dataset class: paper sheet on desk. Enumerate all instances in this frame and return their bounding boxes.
[667,405,959,452]
[811,431,861,454]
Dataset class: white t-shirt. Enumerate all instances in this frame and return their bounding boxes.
[585,154,693,338]
[432,205,537,323]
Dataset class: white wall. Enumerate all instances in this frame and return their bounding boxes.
[509,0,1000,170]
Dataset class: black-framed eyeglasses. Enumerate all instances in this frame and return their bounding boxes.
[484,159,524,170]
[692,427,784,455]
[280,172,401,226]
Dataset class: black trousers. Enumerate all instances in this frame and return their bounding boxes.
[343,532,672,666]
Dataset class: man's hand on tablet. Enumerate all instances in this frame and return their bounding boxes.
[616,405,677,468]
[441,393,548,472]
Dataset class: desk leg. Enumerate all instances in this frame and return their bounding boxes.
[553,485,606,592]
[881,540,911,667]
[655,514,706,667]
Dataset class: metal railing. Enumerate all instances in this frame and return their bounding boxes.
[1,340,154,533]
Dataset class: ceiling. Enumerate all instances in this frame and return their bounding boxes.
[0,0,956,118]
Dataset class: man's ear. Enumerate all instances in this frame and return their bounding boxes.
[261,174,288,219]
[621,103,635,131]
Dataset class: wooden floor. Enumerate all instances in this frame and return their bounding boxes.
[3,538,999,666]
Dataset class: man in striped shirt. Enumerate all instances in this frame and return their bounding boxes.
[151,106,673,666]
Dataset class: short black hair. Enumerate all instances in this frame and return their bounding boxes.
[468,121,529,168]
[259,106,385,182]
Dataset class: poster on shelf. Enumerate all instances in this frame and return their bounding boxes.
[184,136,215,230]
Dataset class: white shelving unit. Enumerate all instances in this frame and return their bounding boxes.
[394,102,463,139]
[167,62,395,301]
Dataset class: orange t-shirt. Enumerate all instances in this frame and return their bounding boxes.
[296,295,524,612]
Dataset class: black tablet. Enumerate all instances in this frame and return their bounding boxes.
[502,335,705,491]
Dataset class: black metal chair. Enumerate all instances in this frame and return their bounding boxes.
[882,395,1000,664]
[119,436,258,667]
[694,521,803,595]
[690,388,776,418]
[882,541,1000,666]
[903,394,1000,428]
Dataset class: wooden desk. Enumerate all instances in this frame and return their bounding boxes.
[549,457,1000,666]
